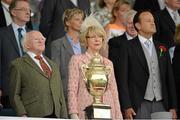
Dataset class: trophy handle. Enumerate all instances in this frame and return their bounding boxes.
[81,64,89,83]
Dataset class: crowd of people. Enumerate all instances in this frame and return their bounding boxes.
[0,0,180,119]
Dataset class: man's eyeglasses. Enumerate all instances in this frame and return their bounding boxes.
[13,8,31,12]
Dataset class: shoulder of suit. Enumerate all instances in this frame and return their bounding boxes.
[10,57,24,66]
[51,36,66,45]
[108,35,124,45]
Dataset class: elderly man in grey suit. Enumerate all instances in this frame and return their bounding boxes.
[9,31,68,118]
[51,8,86,102]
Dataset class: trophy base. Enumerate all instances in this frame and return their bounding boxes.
[85,104,111,119]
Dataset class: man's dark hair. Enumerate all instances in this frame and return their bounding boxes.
[133,9,152,31]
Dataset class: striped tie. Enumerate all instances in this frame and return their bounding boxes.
[35,55,52,78]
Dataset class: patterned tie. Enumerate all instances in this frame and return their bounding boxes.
[35,55,52,78]
[17,28,24,56]
[144,39,151,49]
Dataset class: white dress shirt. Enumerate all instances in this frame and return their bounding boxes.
[27,51,51,71]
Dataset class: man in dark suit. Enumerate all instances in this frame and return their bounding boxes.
[117,10,177,119]
[39,0,90,58]
[9,31,67,118]
[0,0,31,111]
[155,0,180,51]
[0,0,32,29]
[109,9,137,63]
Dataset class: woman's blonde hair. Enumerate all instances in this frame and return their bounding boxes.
[80,26,106,48]
[111,0,131,23]
[175,24,180,44]
[62,8,84,31]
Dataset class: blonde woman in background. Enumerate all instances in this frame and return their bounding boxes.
[104,0,131,40]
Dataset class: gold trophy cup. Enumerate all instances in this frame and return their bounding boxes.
[81,54,111,119]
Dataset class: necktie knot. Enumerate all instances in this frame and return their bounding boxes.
[18,28,23,33]
[35,55,43,61]
[144,39,151,48]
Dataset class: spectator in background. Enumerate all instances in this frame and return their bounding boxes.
[172,24,180,118]
[155,0,180,60]
[118,10,177,119]
[51,8,86,103]
[94,0,117,27]
[0,0,31,115]
[99,0,131,58]
[68,15,122,119]
[39,0,90,58]
[108,10,137,98]
[0,0,13,28]
[0,0,32,29]
[9,31,67,118]
[105,0,131,40]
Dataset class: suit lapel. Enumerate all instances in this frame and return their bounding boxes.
[153,39,163,78]
[162,8,176,32]
[8,25,21,56]
[63,36,74,56]
[132,37,149,73]
[23,54,48,78]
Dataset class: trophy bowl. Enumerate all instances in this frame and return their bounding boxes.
[81,54,111,119]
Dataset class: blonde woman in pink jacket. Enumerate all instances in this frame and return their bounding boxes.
[68,16,123,119]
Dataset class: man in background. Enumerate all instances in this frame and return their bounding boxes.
[0,0,31,113]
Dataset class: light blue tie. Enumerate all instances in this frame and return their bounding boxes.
[144,40,151,49]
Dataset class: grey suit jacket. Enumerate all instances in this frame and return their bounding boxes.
[51,35,86,100]
[9,54,68,118]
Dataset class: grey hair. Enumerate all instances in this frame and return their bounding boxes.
[123,9,137,25]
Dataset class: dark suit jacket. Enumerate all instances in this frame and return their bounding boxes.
[155,8,180,48]
[172,44,180,114]
[39,0,90,57]
[51,35,86,100]
[0,25,30,107]
[113,36,177,112]
[0,0,33,29]
[108,34,129,90]
[0,25,21,96]
[9,54,68,117]
[108,33,129,59]
[133,0,160,12]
